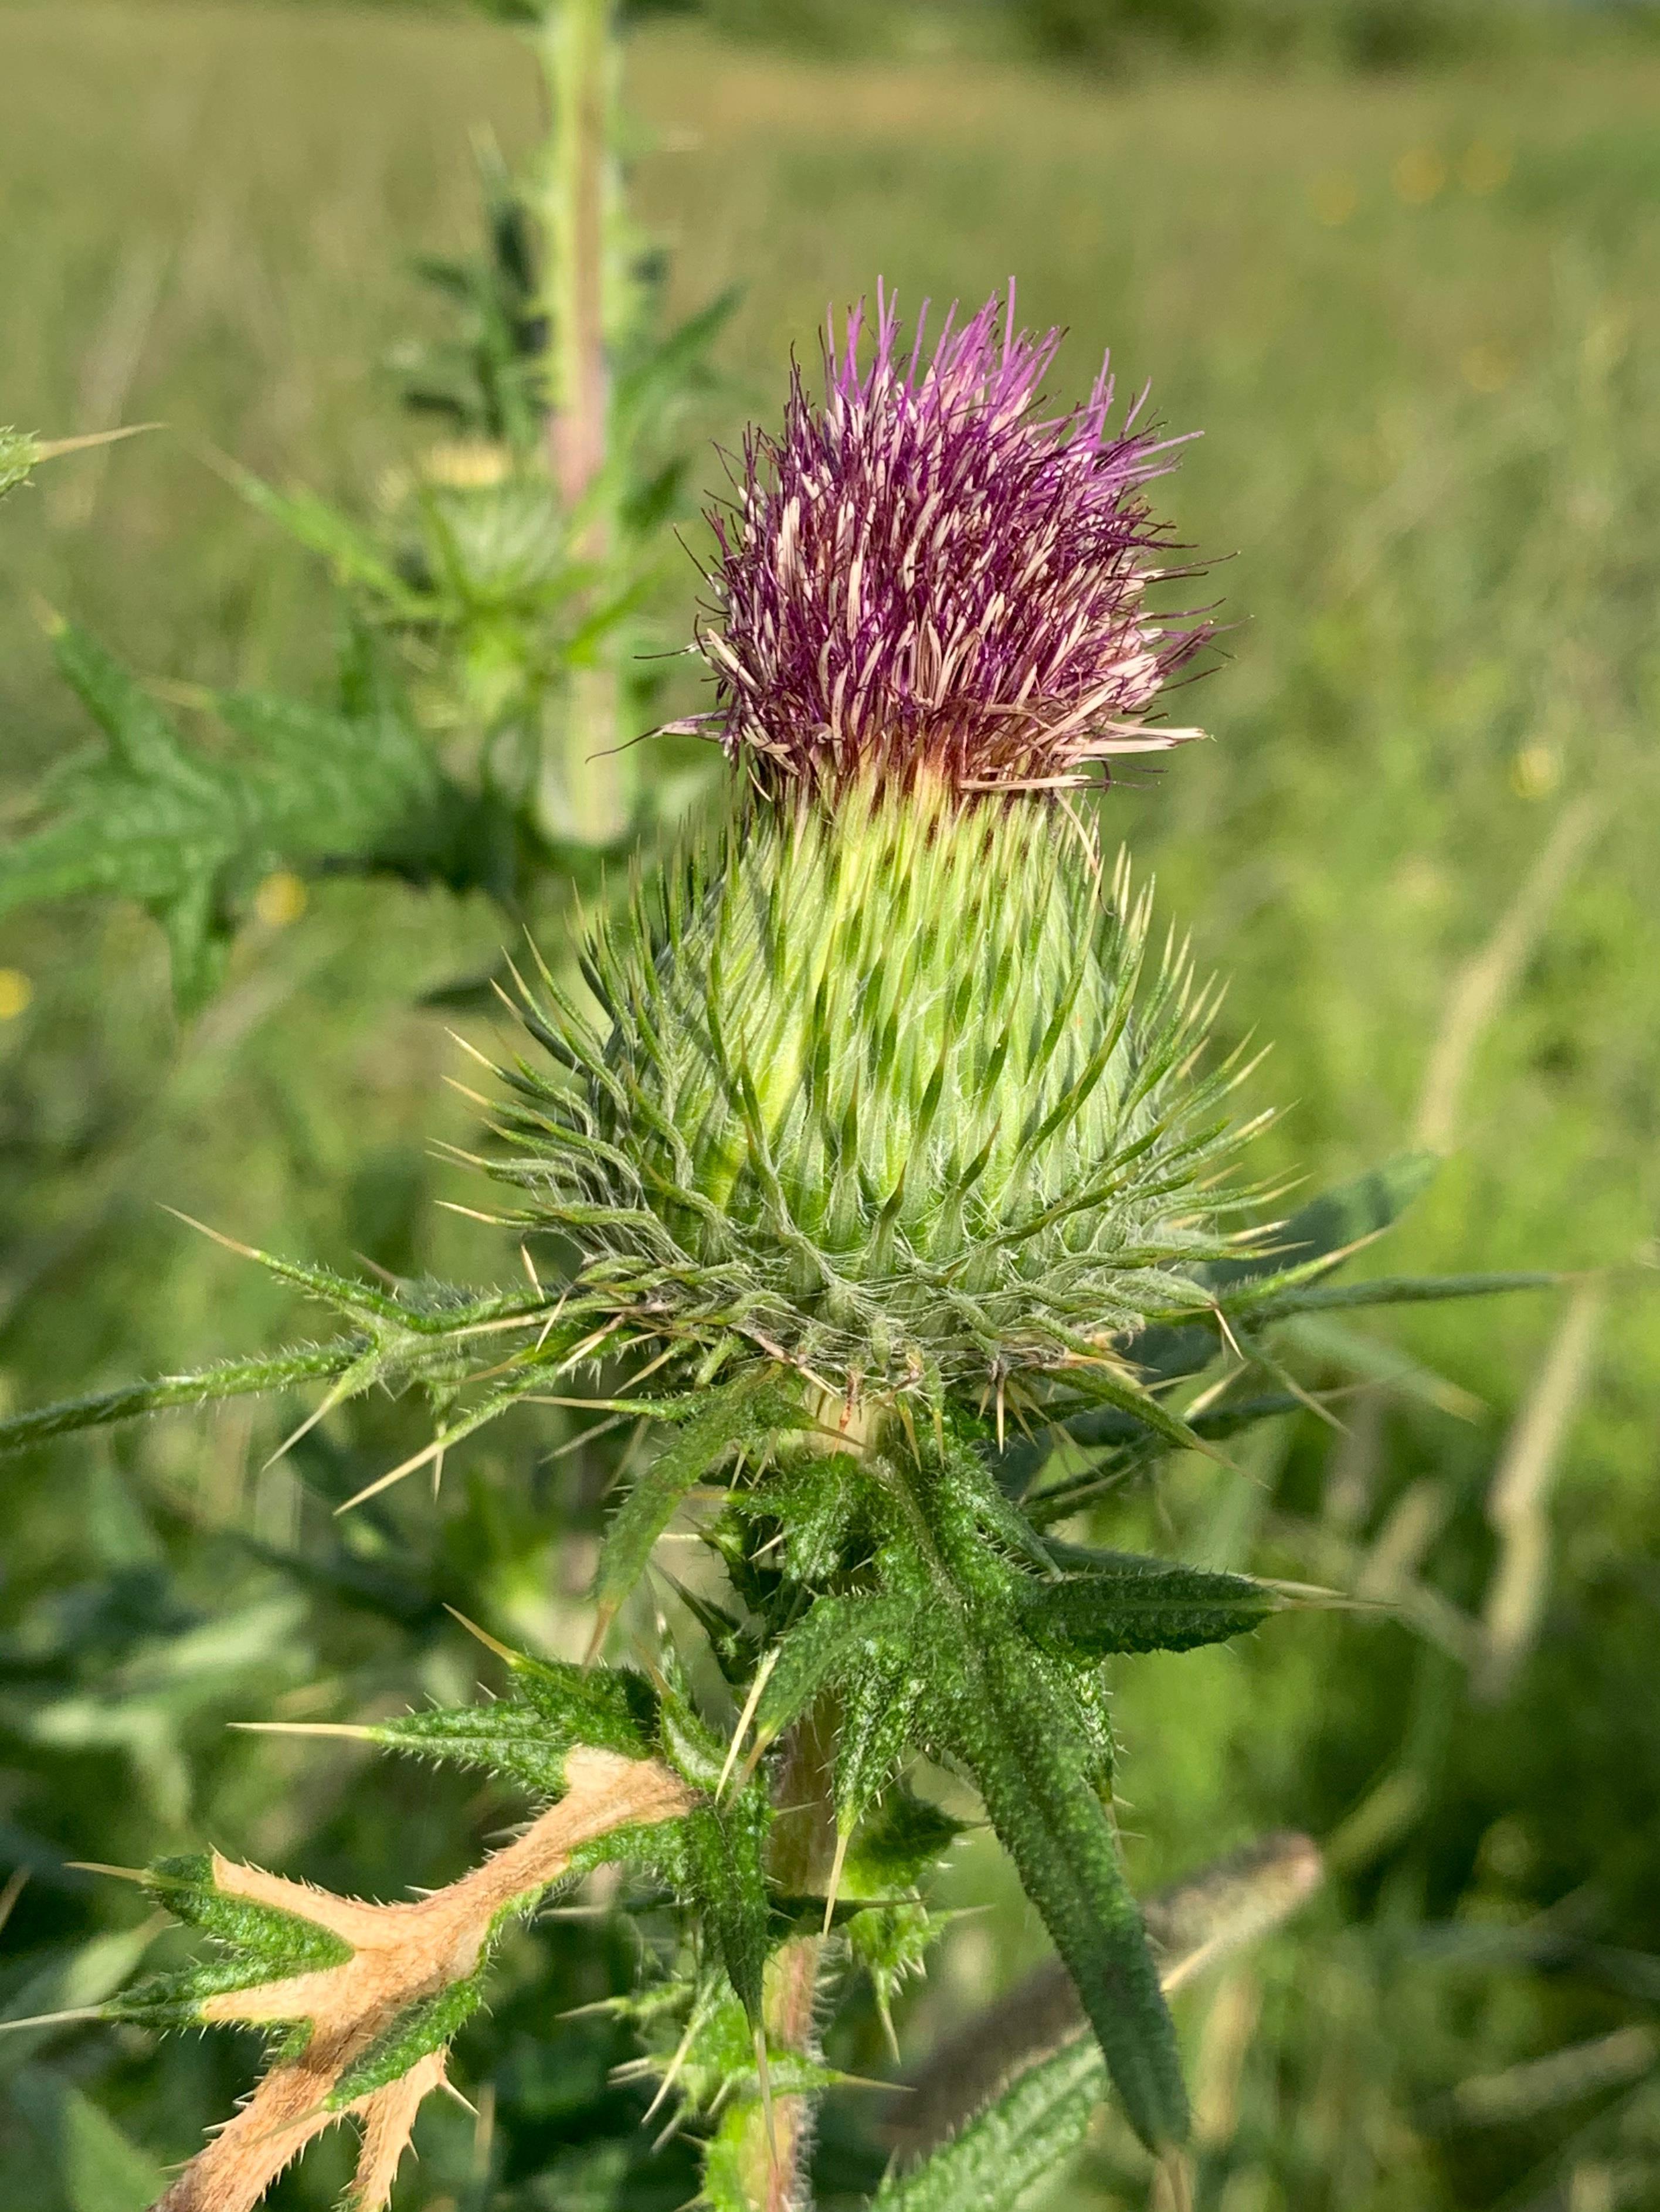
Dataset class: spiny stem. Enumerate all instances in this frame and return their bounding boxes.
[741,1700,843,2211]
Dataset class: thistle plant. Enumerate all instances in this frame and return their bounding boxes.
[0,281,1560,2212]
[0,0,732,1015]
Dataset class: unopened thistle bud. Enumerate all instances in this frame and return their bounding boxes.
[495,291,1251,1412]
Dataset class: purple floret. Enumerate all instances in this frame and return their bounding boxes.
[683,286,1212,797]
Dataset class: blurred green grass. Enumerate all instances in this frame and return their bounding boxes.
[2,8,1659,2208]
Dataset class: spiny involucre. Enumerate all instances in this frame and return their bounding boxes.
[493,788,1259,1404]
[675,287,1212,798]
[490,288,1256,1412]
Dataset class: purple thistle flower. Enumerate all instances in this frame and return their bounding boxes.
[684,286,1212,798]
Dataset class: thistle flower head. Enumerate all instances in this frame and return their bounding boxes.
[691,287,1211,799]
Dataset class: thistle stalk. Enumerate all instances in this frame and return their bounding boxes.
[744,1705,843,2210]
[534,0,631,845]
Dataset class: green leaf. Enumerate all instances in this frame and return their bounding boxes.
[728,1448,871,1584]
[0,624,472,1010]
[843,1789,968,1895]
[141,1853,354,1972]
[946,1638,1188,2152]
[1019,1553,1285,1657]
[663,1578,761,1688]
[690,1796,773,2029]
[873,2034,1104,2211]
[105,1854,355,2031]
[8,2068,168,2212]
[751,1594,912,1750]
[1207,1151,1441,1292]
[1019,1398,1306,1528]
[1232,1269,1557,1326]
[999,1155,1508,1496]
[510,1651,661,1755]
[1046,1358,1207,1459]
[1098,1154,1445,1402]
[357,1703,590,1799]
[357,1657,657,1798]
[846,1899,938,2057]
[215,461,430,617]
[634,1792,774,2031]
[591,1375,799,1634]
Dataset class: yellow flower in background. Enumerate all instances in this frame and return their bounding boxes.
[1511,746,1561,800]
[421,440,512,490]
[0,968,34,1020]
[253,872,309,927]
[1393,147,1447,206]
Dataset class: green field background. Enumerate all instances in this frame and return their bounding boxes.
[2,6,1659,2208]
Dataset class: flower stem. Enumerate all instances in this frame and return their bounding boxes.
[533,0,629,848]
[742,1701,841,2211]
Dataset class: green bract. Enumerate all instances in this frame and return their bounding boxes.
[493,781,1259,1404]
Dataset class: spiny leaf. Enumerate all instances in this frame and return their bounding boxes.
[844,1789,968,1894]
[946,1637,1188,2152]
[872,2031,1104,2211]
[1207,1151,1441,1292]
[1228,1269,1559,1327]
[1019,1551,1285,1656]
[632,1792,775,2030]
[664,1577,762,1688]
[751,1593,914,1750]
[0,1345,358,1459]
[141,1854,355,1972]
[838,1654,929,1829]
[1106,1153,1445,1391]
[590,1374,800,1638]
[508,1651,660,1755]
[1048,1357,1208,1459]
[846,1900,939,2058]
[997,1154,1510,1496]
[347,1701,597,1799]
[1044,1388,1303,1465]
[0,623,484,1011]
[327,1970,491,2109]
[687,1798,773,2030]
[104,1854,357,2031]
[727,1448,871,1584]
